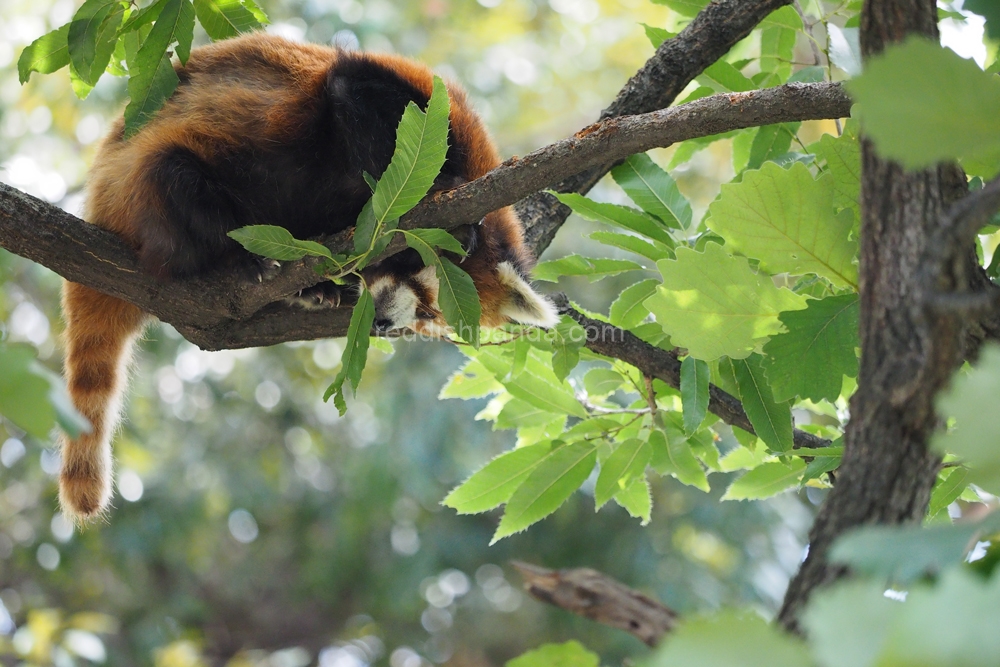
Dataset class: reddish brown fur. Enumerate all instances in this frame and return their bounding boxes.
[62,34,543,520]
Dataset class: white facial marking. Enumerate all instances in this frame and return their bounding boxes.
[497,261,560,328]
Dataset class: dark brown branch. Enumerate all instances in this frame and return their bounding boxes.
[511,561,677,646]
[551,295,831,450]
[520,0,796,253]
[0,83,849,349]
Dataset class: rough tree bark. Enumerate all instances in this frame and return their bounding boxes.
[777,0,973,630]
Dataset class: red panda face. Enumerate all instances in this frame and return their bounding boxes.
[367,265,451,336]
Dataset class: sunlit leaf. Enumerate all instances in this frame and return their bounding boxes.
[228,225,334,260]
[443,442,553,514]
[595,438,651,509]
[722,460,805,500]
[18,24,71,84]
[611,153,691,229]
[506,641,599,667]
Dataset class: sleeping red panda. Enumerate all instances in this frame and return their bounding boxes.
[60,32,558,520]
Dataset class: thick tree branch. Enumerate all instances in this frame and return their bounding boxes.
[550,295,831,450]
[0,83,849,349]
[519,0,796,252]
[511,561,677,646]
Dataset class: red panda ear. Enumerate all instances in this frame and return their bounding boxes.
[495,261,560,328]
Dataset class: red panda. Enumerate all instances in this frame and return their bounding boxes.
[61,33,558,520]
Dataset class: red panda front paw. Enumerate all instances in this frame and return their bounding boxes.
[286,282,344,310]
[250,257,282,283]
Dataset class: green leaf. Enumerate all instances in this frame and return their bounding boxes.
[404,228,466,257]
[846,37,1000,169]
[733,354,794,453]
[549,317,586,381]
[609,279,658,329]
[552,192,675,246]
[504,372,587,419]
[323,289,375,414]
[192,0,263,39]
[718,444,768,472]
[708,162,859,289]
[641,23,673,49]
[0,344,90,439]
[496,399,559,430]
[651,610,811,667]
[228,225,334,261]
[533,255,644,283]
[811,125,860,216]
[595,438,651,509]
[934,345,1000,494]
[746,123,797,171]
[928,466,969,518]
[966,0,1000,40]
[589,231,673,262]
[505,641,599,667]
[610,154,691,229]
[439,360,502,399]
[762,294,859,403]
[650,0,709,16]
[493,442,597,543]
[437,258,481,347]
[125,11,187,139]
[352,199,378,254]
[699,60,755,92]
[680,357,710,434]
[649,429,709,491]
[443,442,553,514]
[722,460,805,500]
[583,368,625,396]
[615,477,652,524]
[829,511,1000,584]
[801,580,901,667]
[68,0,120,85]
[372,76,450,223]
[18,24,71,84]
[644,242,807,360]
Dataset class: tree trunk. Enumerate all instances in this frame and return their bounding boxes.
[778,0,970,630]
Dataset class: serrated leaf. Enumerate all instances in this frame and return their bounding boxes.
[443,442,552,514]
[595,438,651,509]
[934,345,1000,494]
[811,126,860,216]
[18,24,71,84]
[651,610,811,667]
[439,359,501,399]
[641,23,672,49]
[649,429,709,491]
[192,0,262,39]
[762,294,859,403]
[928,466,969,518]
[847,37,1000,169]
[492,442,597,543]
[68,0,122,85]
[829,512,1000,583]
[718,444,768,472]
[722,459,805,500]
[733,354,794,453]
[372,76,450,222]
[746,123,797,171]
[610,153,691,229]
[644,243,807,360]
[504,372,587,419]
[552,192,675,246]
[124,52,178,137]
[496,399,559,430]
[228,225,333,260]
[680,356,710,434]
[583,368,625,396]
[506,641,600,667]
[699,60,755,92]
[615,477,652,525]
[437,258,481,347]
[589,232,672,262]
[549,317,585,381]
[323,289,375,414]
[609,279,658,329]
[533,255,644,283]
[405,228,466,257]
[709,162,858,288]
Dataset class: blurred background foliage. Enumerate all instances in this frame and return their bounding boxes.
[0,0,843,664]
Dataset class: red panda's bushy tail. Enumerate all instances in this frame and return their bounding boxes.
[59,282,147,520]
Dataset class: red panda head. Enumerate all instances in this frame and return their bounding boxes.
[363,250,559,337]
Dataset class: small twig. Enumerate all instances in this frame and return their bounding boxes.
[511,561,677,647]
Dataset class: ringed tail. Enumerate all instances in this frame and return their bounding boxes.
[59,282,147,520]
